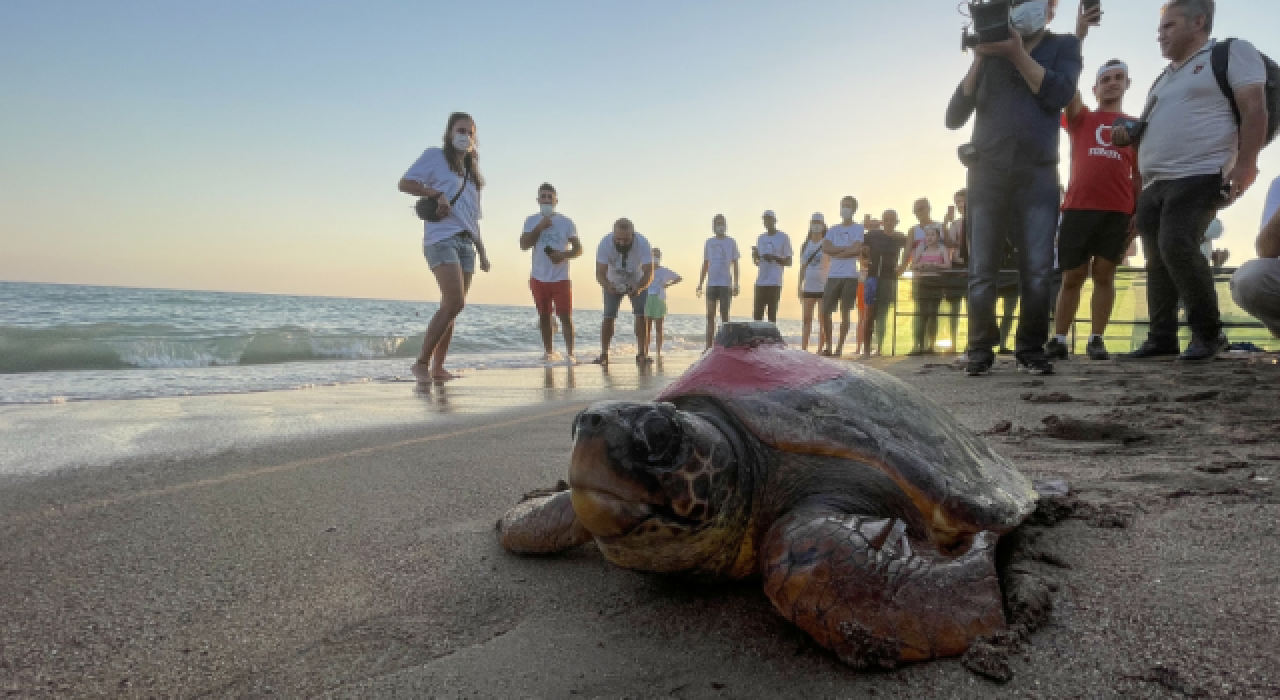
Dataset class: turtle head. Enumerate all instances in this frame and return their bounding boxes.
[568,400,743,573]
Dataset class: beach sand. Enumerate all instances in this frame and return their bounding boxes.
[1,354,1277,698]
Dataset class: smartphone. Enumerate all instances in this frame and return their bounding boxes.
[1083,0,1100,9]
[946,205,956,220]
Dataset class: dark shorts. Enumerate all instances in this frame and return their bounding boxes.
[602,290,648,320]
[822,277,859,314]
[1058,209,1131,270]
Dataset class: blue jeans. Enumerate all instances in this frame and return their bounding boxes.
[424,234,476,273]
[965,165,1059,360]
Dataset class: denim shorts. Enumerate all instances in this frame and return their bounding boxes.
[602,289,648,320]
[424,234,476,273]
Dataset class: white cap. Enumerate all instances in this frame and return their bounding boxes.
[811,212,825,223]
[763,210,776,219]
[1097,61,1129,81]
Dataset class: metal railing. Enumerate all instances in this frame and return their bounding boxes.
[880,267,1277,356]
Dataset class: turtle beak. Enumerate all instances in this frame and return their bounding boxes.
[570,437,657,537]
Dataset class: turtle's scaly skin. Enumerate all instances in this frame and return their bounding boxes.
[498,322,1040,668]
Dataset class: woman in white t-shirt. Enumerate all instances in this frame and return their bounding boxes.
[798,213,831,353]
[398,112,492,383]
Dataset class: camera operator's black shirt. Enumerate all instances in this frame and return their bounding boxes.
[946,32,1083,169]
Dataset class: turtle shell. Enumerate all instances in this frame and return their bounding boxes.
[658,326,1037,542]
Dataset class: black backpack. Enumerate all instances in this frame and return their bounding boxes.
[1211,38,1280,145]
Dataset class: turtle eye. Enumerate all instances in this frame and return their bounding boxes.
[632,410,682,464]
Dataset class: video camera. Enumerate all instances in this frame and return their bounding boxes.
[961,0,1012,51]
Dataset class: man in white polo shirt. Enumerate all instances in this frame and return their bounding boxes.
[1230,176,1280,336]
[752,210,793,323]
[1116,0,1269,363]
[520,183,582,363]
[822,196,865,356]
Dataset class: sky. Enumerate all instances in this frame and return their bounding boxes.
[2,0,1278,320]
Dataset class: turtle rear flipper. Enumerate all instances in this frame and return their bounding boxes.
[499,490,592,554]
[761,508,1006,667]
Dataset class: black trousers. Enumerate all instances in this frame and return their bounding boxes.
[1135,174,1224,343]
[753,285,782,323]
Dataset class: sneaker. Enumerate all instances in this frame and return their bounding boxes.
[1118,339,1180,362]
[1085,336,1110,361]
[1016,354,1055,375]
[965,356,994,377]
[1044,338,1069,360]
[1178,332,1228,364]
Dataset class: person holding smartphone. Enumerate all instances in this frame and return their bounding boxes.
[398,112,492,383]
[521,183,582,364]
[752,211,793,323]
[594,219,655,365]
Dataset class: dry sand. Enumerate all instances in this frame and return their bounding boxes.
[1,354,1277,698]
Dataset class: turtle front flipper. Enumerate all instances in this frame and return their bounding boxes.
[761,508,1006,668]
[499,489,592,554]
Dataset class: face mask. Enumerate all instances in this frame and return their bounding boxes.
[1010,0,1049,37]
[810,223,824,235]
[714,225,726,236]
[540,204,554,217]
[840,208,854,219]
[452,132,473,151]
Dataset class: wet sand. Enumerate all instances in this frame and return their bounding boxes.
[1,354,1277,698]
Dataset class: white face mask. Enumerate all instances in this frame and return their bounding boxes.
[810,223,824,235]
[714,225,726,236]
[840,207,854,219]
[452,132,473,151]
[1010,0,1049,37]
[540,204,554,217]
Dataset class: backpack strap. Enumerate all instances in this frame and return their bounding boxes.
[1211,38,1243,126]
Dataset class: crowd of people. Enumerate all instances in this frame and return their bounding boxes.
[397,0,1277,382]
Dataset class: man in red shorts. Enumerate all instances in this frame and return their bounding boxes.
[521,183,582,363]
[1045,56,1141,361]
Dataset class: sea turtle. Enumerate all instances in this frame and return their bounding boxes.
[499,322,1042,667]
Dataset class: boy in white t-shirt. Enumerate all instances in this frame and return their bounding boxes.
[697,215,741,348]
[644,249,683,357]
[822,196,865,356]
[520,183,582,363]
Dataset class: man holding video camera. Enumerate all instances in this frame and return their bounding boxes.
[1114,0,1270,363]
[947,0,1082,376]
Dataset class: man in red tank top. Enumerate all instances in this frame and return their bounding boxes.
[1046,53,1141,362]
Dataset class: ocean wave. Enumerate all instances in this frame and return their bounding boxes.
[0,325,417,373]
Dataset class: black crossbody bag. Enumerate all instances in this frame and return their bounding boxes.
[415,159,472,223]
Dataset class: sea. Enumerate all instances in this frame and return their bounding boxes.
[0,281,804,405]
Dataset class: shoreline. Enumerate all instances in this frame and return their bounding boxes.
[1,355,1277,698]
[0,357,701,479]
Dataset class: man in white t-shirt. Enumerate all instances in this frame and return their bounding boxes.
[520,183,582,363]
[697,214,741,348]
[822,196,865,356]
[752,211,793,323]
[1231,176,1280,336]
[1114,0,1269,363]
[594,218,655,364]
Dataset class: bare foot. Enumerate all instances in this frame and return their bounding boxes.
[430,368,460,381]
[410,361,433,383]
